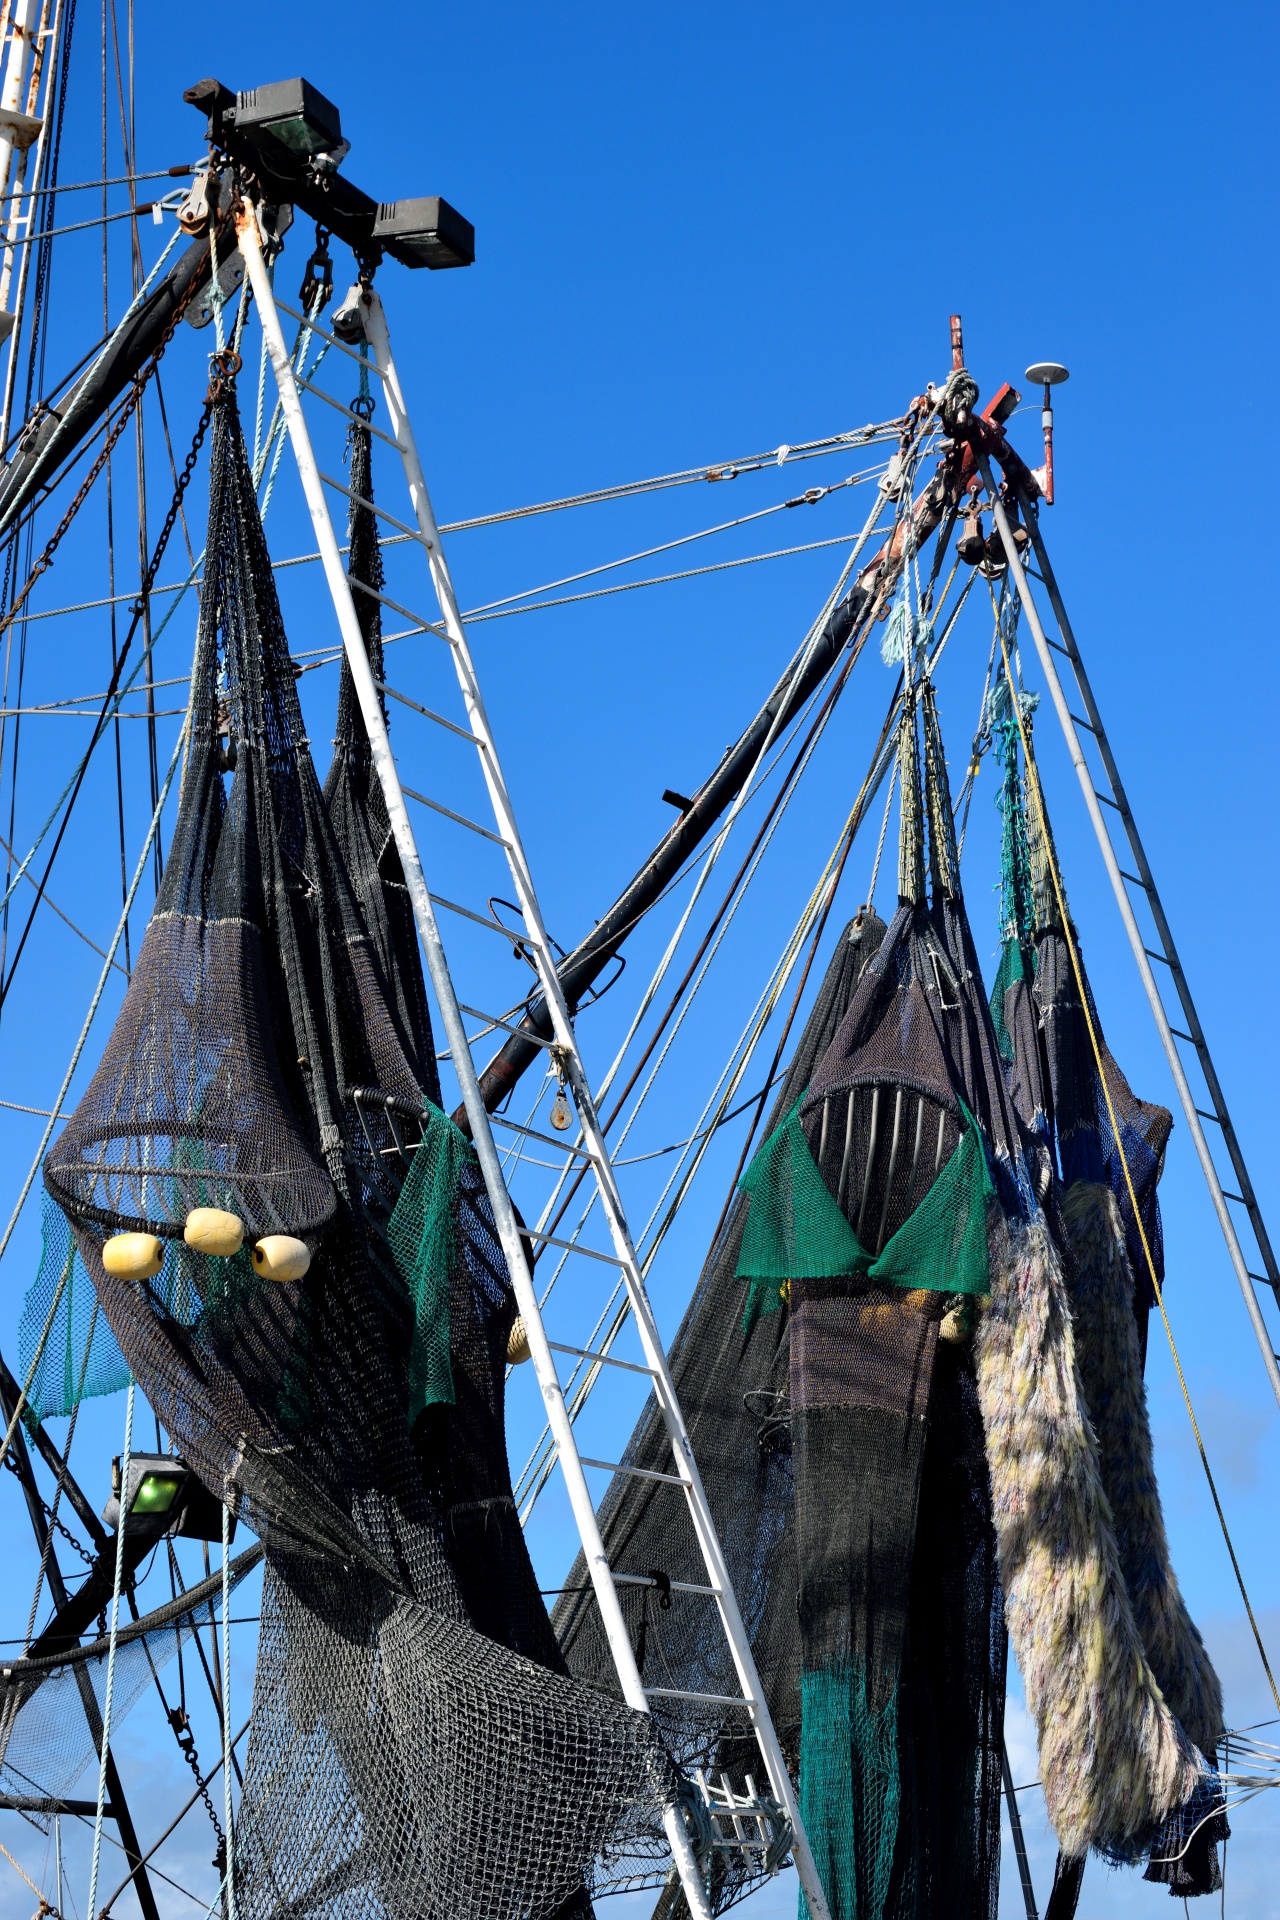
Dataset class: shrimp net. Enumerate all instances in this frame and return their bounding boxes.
[37,373,680,1920]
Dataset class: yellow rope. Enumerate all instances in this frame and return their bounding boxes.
[0,1838,59,1918]
[996,624,1280,1716]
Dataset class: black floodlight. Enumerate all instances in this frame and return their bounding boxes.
[230,78,342,157]
[372,197,475,270]
[102,1453,235,1542]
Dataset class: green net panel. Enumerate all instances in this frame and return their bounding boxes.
[386,1101,477,1420]
[737,1098,992,1323]
[19,1195,129,1423]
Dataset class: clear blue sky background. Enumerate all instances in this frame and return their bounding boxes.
[0,3,1276,1917]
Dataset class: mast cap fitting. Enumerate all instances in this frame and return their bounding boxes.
[1025,362,1069,386]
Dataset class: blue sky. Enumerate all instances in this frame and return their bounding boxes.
[0,2,1276,1917]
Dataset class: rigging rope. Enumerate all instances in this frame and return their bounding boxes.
[0,718,181,1476]
[85,1377,134,1920]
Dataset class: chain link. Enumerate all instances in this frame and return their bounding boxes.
[0,1447,93,1566]
[0,207,235,647]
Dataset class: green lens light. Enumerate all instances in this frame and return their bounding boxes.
[131,1472,182,1516]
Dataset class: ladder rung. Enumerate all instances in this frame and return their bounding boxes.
[458,1003,555,1048]
[614,1572,721,1598]
[319,467,428,548]
[1250,1273,1273,1286]
[547,1341,656,1378]
[1120,869,1151,891]
[404,787,510,847]
[1047,636,1070,656]
[523,1229,625,1267]
[378,680,483,746]
[348,572,443,640]
[1093,789,1121,811]
[581,1456,684,1487]
[645,1687,757,1709]
[1223,1192,1246,1206]
[488,1113,596,1161]
[1196,1109,1223,1125]
[428,892,529,944]
[1170,1027,1194,1043]
[1143,947,1172,968]
[1068,711,1096,735]
[294,371,403,453]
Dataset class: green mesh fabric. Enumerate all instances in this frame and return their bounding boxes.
[19,1195,129,1423]
[988,937,1026,1068]
[869,1121,992,1298]
[799,1665,900,1920]
[386,1102,477,1420]
[737,1098,992,1324]
[737,1099,868,1322]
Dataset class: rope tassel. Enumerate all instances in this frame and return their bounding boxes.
[976,1213,1202,1858]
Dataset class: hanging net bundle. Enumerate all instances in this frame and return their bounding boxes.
[560,629,1225,1920]
[37,371,679,1920]
[984,644,1226,1902]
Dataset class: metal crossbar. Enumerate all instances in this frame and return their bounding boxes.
[241,208,833,1920]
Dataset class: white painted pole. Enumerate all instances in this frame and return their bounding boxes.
[361,284,834,1920]
[980,457,1280,1412]
[235,206,715,1920]
[0,0,38,208]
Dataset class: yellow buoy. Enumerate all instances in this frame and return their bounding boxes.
[183,1207,245,1257]
[506,1315,531,1365]
[252,1235,311,1283]
[102,1232,164,1281]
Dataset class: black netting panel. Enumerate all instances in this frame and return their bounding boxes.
[40,380,673,1920]
[554,916,888,1850]
[323,414,440,1107]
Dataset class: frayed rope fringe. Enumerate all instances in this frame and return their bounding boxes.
[976,1210,1202,1857]
[1061,1181,1224,1760]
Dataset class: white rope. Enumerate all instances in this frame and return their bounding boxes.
[865,761,897,909]
[85,1379,135,1920]
[0,720,184,1473]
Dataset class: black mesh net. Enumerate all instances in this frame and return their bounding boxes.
[39,376,679,1920]
[322,407,440,1109]
[554,912,889,1909]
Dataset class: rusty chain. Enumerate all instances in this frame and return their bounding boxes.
[0,207,236,650]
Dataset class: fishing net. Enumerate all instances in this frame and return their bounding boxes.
[0,1550,258,1828]
[38,371,679,1920]
[554,911,889,1909]
[322,403,440,1106]
[19,1195,128,1423]
[984,659,1225,1903]
[771,681,1011,1920]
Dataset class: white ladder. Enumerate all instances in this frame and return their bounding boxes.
[236,204,833,1920]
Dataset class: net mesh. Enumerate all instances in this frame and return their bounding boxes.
[37,376,679,1920]
[19,1196,128,1422]
[0,1552,257,1828]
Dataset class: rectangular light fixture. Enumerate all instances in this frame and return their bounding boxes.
[103,1453,236,1542]
[373,196,476,269]
[231,78,343,157]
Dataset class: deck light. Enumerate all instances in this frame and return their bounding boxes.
[102,1453,235,1541]
[229,78,343,158]
[372,197,475,270]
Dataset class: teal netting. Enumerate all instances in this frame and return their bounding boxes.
[386,1102,478,1421]
[20,1195,128,1422]
[799,1665,900,1920]
[737,1099,993,1325]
